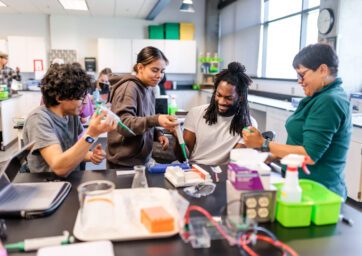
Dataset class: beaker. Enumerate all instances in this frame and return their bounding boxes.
[131,165,148,188]
[77,180,116,233]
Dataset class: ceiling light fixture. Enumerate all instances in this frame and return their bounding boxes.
[180,0,195,13]
[0,1,7,7]
[58,0,88,11]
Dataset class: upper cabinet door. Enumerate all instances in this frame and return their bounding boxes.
[98,38,132,73]
[131,39,165,65]
[8,36,47,72]
[97,39,196,74]
[164,40,196,74]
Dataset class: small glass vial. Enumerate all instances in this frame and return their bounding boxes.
[131,165,148,188]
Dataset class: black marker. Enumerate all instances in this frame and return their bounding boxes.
[339,214,353,226]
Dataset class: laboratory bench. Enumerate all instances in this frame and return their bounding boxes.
[0,91,41,151]
[3,168,362,256]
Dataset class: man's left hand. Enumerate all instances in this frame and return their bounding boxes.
[158,135,169,151]
[90,143,105,164]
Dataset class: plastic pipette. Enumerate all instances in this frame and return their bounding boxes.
[96,105,136,136]
[5,231,74,252]
[175,123,189,165]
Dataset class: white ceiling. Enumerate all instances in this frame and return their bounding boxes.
[0,0,160,18]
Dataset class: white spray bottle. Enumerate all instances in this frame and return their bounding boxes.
[280,154,310,203]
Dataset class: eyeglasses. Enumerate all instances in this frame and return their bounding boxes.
[297,69,312,81]
[74,96,86,102]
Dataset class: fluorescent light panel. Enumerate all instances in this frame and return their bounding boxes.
[59,0,88,11]
[0,1,7,7]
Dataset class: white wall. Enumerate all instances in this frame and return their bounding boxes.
[250,79,305,98]
[219,0,261,76]
[337,0,362,94]
[0,14,50,52]
[0,0,205,81]
[50,0,205,78]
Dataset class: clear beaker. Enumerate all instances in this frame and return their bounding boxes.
[77,180,116,233]
[131,165,148,188]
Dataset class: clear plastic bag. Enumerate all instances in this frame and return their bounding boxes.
[183,182,216,198]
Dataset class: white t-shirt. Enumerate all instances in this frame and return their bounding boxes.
[183,104,257,165]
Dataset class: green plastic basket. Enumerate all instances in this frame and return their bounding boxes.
[274,179,342,227]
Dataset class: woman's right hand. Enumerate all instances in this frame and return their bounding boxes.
[242,126,264,148]
[158,115,178,130]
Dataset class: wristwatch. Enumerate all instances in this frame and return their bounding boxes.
[84,134,96,144]
[261,138,270,152]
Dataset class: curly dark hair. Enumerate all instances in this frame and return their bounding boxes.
[203,62,253,135]
[41,63,91,107]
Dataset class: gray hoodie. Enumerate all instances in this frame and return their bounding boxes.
[106,74,162,168]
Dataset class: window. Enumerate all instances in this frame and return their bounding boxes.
[259,0,320,79]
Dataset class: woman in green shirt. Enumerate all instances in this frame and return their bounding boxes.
[242,43,352,199]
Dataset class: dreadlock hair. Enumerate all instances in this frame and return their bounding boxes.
[203,61,253,136]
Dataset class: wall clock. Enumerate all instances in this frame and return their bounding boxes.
[318,8,334,35]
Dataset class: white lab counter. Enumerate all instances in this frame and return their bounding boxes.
[0,91,42,150]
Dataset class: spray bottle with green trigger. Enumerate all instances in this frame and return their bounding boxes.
[280,154,310,203]
[96,104,136,136]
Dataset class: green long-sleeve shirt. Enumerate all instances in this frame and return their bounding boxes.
[285,78,352,199]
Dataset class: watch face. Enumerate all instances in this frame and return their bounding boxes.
[318,8,334,35]
[85,136,95,143]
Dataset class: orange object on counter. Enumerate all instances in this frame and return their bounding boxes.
[140,206,174,233]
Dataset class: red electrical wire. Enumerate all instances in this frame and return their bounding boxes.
[184,205,299,256]
[240,233,299,256]
[184,205,236,245]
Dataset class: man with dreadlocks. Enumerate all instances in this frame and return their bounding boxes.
[173,62,256,165]
[22,63,117,177]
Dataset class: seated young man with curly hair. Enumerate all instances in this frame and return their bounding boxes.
[23,63,117,177]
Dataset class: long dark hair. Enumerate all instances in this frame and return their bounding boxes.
[203,62,252,135]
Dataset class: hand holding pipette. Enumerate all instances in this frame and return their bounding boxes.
[174,121,190,165]
[96,105,136,136]
[85,109,118,139]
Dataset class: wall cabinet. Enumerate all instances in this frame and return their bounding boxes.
[97,39,196,74]
[97,39,132,73]
[163,40,196,74]
[0,97,20,149]
[7,36,47,72]
[265,108,292,144]
[345,127,362,201]
[0,92,42,150]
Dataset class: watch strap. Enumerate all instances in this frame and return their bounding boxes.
[261,138,270,152]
